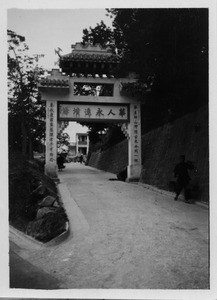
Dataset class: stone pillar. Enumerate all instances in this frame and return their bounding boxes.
[87,134,90,154]
[76,134,79,155]
[45,100,59,182]
[127,103,142,181]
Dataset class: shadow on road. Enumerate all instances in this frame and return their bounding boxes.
[10,251,60,289]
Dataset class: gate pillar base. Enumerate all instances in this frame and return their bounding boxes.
[126,164,142,182]
[45,163,60,183]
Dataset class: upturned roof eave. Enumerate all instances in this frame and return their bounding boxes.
[60,53,120,63]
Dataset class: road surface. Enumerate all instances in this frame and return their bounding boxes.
[10,163,209,289]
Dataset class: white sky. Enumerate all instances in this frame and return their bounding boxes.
[7,8,113,142]
[7,9,113,69]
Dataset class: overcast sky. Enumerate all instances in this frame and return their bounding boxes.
[8,9,113,142]
[7,9,112,69]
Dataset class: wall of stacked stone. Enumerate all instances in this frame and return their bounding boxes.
[88,139,128,174]
[88,105,209,203]
[140,105,209,203]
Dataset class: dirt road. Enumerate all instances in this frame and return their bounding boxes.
[10,163,209,289]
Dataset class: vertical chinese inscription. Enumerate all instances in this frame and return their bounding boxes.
[132,104,141,164]
[49,102,54,162]
[46,101,57,164]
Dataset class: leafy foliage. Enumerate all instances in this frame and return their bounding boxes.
[82,9,208,138]
[8,30,46,157]
[57,132,70,149]
[120,81,151,101]
[82,20,115,51]
[109,9,208,122]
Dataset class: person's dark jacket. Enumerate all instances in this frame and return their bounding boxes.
[174,162,191,184]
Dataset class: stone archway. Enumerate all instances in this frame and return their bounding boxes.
[38,43,142,182]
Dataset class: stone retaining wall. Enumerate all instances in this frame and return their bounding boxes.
[88,139,128,174]
[88,106,209,203]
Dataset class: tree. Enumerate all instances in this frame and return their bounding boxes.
[109,9,208,122]
[8,30,46,158]
[57,132,70,150]
[82,20,115,50]
[82,9,208,145]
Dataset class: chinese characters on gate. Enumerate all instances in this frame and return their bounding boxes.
[58,103,140,164]
[48,102,55,163]
[133,105,140,164]
[59,104,129,122]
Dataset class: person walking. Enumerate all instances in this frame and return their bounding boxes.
[173,155,193,203]
[77,152,83,164]
[57,153,65,171]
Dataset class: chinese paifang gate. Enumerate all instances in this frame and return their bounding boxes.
[38,42,142,182]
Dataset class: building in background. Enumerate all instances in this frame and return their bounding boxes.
[68,142,76,156]
[76,133,89,155]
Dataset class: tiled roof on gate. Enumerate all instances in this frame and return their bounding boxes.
[38,78,69,88]
[61,52,119,63]
[60,42,120,64]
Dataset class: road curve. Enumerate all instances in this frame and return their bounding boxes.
[9,162,209,289]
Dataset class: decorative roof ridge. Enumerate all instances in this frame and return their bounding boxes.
[71,42,113,54]
[38,70,69,88]
[76,132,88,135]
[47,69,69,78]
[61,53,119,61]
[38,77,69,88]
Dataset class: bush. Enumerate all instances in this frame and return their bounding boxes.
[9,152,68,242]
